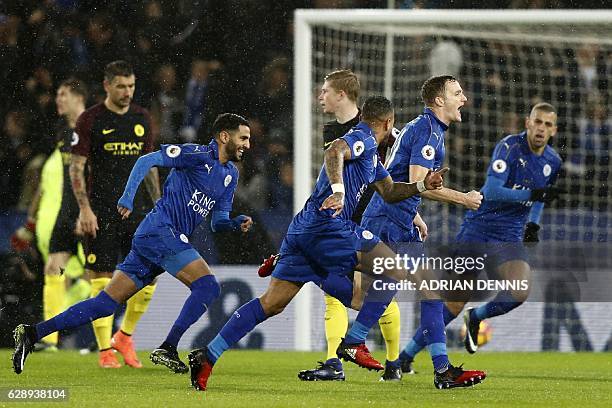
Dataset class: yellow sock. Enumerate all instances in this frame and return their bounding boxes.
[64,255,84,280]
[42,274,66,345]
[65,278,91,308]
[90,277,113,350]
[120,284,156,335]
[379,299,401,362]
[324,295,348,360]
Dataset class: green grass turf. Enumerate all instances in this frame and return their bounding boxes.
[1,349,610,407]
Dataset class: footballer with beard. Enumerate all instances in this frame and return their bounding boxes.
[13,113,254,376]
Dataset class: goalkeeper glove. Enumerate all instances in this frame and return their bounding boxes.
[10,219,36,252]
[524,222,540,243]
[530,186,564,204]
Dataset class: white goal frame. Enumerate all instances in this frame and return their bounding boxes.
[292,9,612,351]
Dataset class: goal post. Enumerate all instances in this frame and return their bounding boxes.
[293,9,612,351]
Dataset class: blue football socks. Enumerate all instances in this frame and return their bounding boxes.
[399,303,457,362]
[36,291,119,341]
[344,275,398,345]
[472,290,522,321]
[165,275,220,348]
[421,300,449,373]
[207,298,267,364]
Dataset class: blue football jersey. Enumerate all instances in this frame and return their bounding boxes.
[288,122,390,234]
[137,140,239,237]
[363,108,447,228]
[462,132,562,240]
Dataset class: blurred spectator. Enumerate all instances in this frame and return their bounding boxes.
[138,1,171,62]
[255,57,293,155]
[84,13,130,84]
[579,96,609,158]
[566,95,611,176]
[23,66,57,148]
[150,64,183,143]
[576,44,600,95]
[20,3,62,70]
[269,160,294,213]
[60,16,90,76]
[501,112,521,136]
[235,160,268,212]
[181,59,223,142]
[0,110,35,210]
[258,58,292,122]
[0,14,25,112]
[243,117,268,160]
[483,71,504,113]
[133,1,174,103]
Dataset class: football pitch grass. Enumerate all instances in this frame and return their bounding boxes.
[1,349,610,407]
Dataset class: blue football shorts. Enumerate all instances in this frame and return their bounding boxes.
[361,214,424,258]
[272,221,380,285]
[117,224,201,289]
[455,225,528,270]
[314,215,423,306]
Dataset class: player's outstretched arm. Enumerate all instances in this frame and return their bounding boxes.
[117,151,164,219]
[374,168,447,203]
[409,164,482,210]
[481,177,564,205]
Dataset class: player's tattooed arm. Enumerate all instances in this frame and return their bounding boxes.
[320,139,352,217]
[144,167,161,203]
[70,154,98,237]
[323,138,351,184]
[70,154,91,210]
[374,168,447,203]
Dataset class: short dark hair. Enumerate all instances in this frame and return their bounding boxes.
[104,60,134,82]
[361,96,393,123]
[212,113,250,137]
[421,75,457,106]
[59,77,88,101]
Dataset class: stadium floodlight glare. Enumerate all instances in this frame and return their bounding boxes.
[293,9,611,351]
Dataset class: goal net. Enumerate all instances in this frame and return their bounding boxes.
[293,9,612,351]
